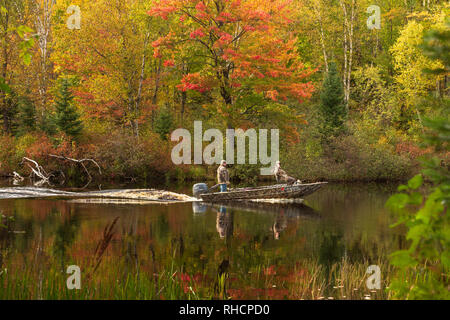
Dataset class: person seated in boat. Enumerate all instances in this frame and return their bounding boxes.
[217,160,230,192]
[273,161,301,185]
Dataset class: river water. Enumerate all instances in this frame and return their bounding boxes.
[0,182,406,300]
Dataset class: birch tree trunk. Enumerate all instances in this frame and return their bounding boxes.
[151,58,162,129]
[134,32,150,137]
[340,0,356,107]
[33,0,55,112]
[313,0,328,73]
[0,2,10,133]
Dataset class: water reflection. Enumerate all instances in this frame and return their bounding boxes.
[192,202,207,215]
[216,206,234,239]
[273,212,287,240]
[207,201,320,240]
[0,183,406,299]
[52,211,80,271]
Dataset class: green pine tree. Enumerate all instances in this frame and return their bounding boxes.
[0,89,19,135]
[54,77,83,138]
[17,95,36,135]
[155,108,174,140]
[319,62,347,137]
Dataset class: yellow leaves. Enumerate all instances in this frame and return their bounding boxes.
[377,135,388,146]
[390,18,445,105]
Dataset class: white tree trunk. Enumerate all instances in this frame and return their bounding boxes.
[33,0,55,112]
[340,0,356,107]
[314,0,328,73]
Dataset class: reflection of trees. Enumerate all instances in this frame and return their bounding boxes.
[0,187,405,299]
[317,228,345,296]
[318,229,345,270]
[122,213,140,276]
[51,210,80,272]
[0,212,15,268]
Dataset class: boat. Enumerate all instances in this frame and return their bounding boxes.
[199,182,327,202]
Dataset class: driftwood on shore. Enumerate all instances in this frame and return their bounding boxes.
[0,187,197,204]
[17,155,102,189]
[48,154,102,189]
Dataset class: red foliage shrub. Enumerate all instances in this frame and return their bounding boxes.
[395,140,433,159]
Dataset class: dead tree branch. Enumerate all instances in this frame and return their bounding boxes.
[48,154,102,189]
[22,157,52,186]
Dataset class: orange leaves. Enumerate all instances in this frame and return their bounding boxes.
[216,11,237,23]
[147,4,177,20]
[163,59,175,67]
[247,9,271,21]
[266,90,279,101]
[146,0,316,117]
[214,32,233,48]
[195,1,207,11]
[177,73,212,93]
[152,33,174,48]
[153,48,162,59]
[152,33,174,58]
[190,28,206,39]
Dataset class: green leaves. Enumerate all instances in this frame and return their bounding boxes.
[17,27,35,66]
[390,250,417,268]
[408,174,423,190]
[441,251,450,269]
[0,77,11,93]
[386,193,410,210]
[16,25,33,38]
[386,175,425,212]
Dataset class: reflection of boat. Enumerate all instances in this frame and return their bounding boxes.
[211,201,320,219]
[192,202,207,214]
[200,182,327,202]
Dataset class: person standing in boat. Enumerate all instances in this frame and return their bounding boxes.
[217,160,230,192]
[273,161,301,185]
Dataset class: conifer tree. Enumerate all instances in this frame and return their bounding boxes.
[17,95,36,134]
[154,108,174,141]
[319,62,347,137]
[54,78,83,138]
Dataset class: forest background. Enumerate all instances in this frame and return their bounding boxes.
[0,0,448,187]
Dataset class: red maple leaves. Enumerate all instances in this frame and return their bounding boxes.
[148,0,316,112]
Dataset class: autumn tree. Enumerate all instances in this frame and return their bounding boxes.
[390,12,446,127]
[51,0,158,137]
[0,0,34,133]
[148,0,316,129]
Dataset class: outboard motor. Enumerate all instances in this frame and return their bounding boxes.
[193,183,209,198]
